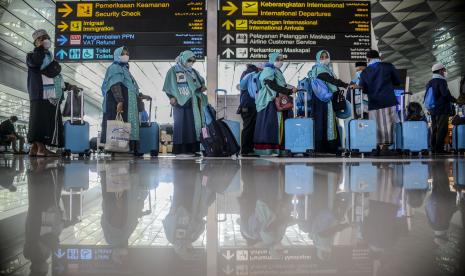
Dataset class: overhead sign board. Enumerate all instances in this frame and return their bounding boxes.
[218,0,371,61]
[55,1,207,62]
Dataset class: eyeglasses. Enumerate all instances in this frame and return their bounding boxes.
[187,59,196,63]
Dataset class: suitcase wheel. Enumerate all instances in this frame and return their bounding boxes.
[150,150,159,157]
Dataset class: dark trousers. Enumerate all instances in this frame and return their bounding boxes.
[240,107,257,154]
[431,115,449,152]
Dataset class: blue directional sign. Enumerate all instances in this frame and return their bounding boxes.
[56,49,67,60]
[82,48,94,59]
[57,35,68,46]
[69,48,81,59]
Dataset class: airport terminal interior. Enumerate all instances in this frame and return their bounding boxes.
[0,0,465,275]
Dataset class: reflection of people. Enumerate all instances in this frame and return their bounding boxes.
[100,163,148,248]
[163,51,208,156]
[238,162,292,257]
[425,161,457,245]
[23,159,63,276]
[0,116,26,154]
[0,159,20,192]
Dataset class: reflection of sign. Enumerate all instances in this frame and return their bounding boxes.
[80,249,93,260]
[77,3,93,17]
[218,0,371,61]
[236,250,248,261]
[55,0,207,61]
[67,249,79,260]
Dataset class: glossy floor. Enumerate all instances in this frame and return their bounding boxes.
[0,156,464,276]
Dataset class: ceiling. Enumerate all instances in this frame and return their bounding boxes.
[371,0,465,93]
[0,0,464,123]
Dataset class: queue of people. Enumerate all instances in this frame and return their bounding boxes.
[19,29,463,158]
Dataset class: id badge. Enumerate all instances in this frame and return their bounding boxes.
[176,72,186,83]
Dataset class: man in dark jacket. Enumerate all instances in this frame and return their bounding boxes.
[427,63,457,154]
[237,63,262,156]
[0,116,25,154]
[359,50,401,150]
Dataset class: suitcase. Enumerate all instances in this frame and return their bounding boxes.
[454,160,465,187]
[64,88,90,156]
[285,90,314,155]
[284,164,314,195]
[399,162,429,190]
[394,92,429,153]
[345,163,378,193]
[345,88,377,154]
[62,162,90,223]
[138,98,160,157]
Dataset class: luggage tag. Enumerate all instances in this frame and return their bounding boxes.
[202,127,209,139]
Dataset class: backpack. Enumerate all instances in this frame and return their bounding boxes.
[424,86,435,110]
[239,71,261,100]
[296,78,312,116]
[311,78,333,103]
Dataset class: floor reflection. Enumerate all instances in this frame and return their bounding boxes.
[0,157,463,275]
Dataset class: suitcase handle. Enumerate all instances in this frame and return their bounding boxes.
[293,88,308,118]
[69,87,84,125]
[140,97,153,126]
[215,89,228,119]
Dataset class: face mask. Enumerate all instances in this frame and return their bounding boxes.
[274,61,283,69]
[186,62,194,68]
[42,39,51,49]
[443,71,448,78]
[321,59,330,65]
[119,55,129,63]
[356,71,362,78]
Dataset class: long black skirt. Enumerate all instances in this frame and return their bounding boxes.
[313,97,340,154]
[172,100,199,154]
[28,99,63,147]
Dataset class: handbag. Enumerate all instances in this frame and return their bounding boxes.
[332,90,346,112]
[274,94,293,111]
[104,113,131,152]
[41,60,62,78]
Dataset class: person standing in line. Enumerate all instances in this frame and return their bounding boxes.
[359,50,402,152]
[163,50,208,157]
[425,63,457,154]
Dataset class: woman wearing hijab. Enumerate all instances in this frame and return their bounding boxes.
[101,46,140,152]
[308,50,348,154]
[254,52,297,156]
[27,29,68,157]
[163,50,208,156]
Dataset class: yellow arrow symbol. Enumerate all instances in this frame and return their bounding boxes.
[222,20,234,31]
[222,1,238,16]
[58,3,73,18]
[57,21,68,32]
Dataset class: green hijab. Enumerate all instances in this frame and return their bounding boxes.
[163,50,208,141]
[256,52,287,112]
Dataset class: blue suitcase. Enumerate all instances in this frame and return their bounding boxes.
[284,164,314,195]
[285,90,314,155]
[454,160,465,187]
[346,163,378,193]
[394,121,429,152]
[64,89,90,156]
[345,88,377,154]
[400,162,429,190]
[138,99,160,157]
[452,125,465,152]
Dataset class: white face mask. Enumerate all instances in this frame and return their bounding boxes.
[42,39,51,49]
[274,61,283,69]
[443,71,448,78]
[119,55,129,63]
[186,62,194,68]
[321,59,330,65]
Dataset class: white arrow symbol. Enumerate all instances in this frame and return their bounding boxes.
[222,34,235,44]
[222,265,235,275]
[222,48,234,58]
[222,250,235,260]
[55,249,66,259]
